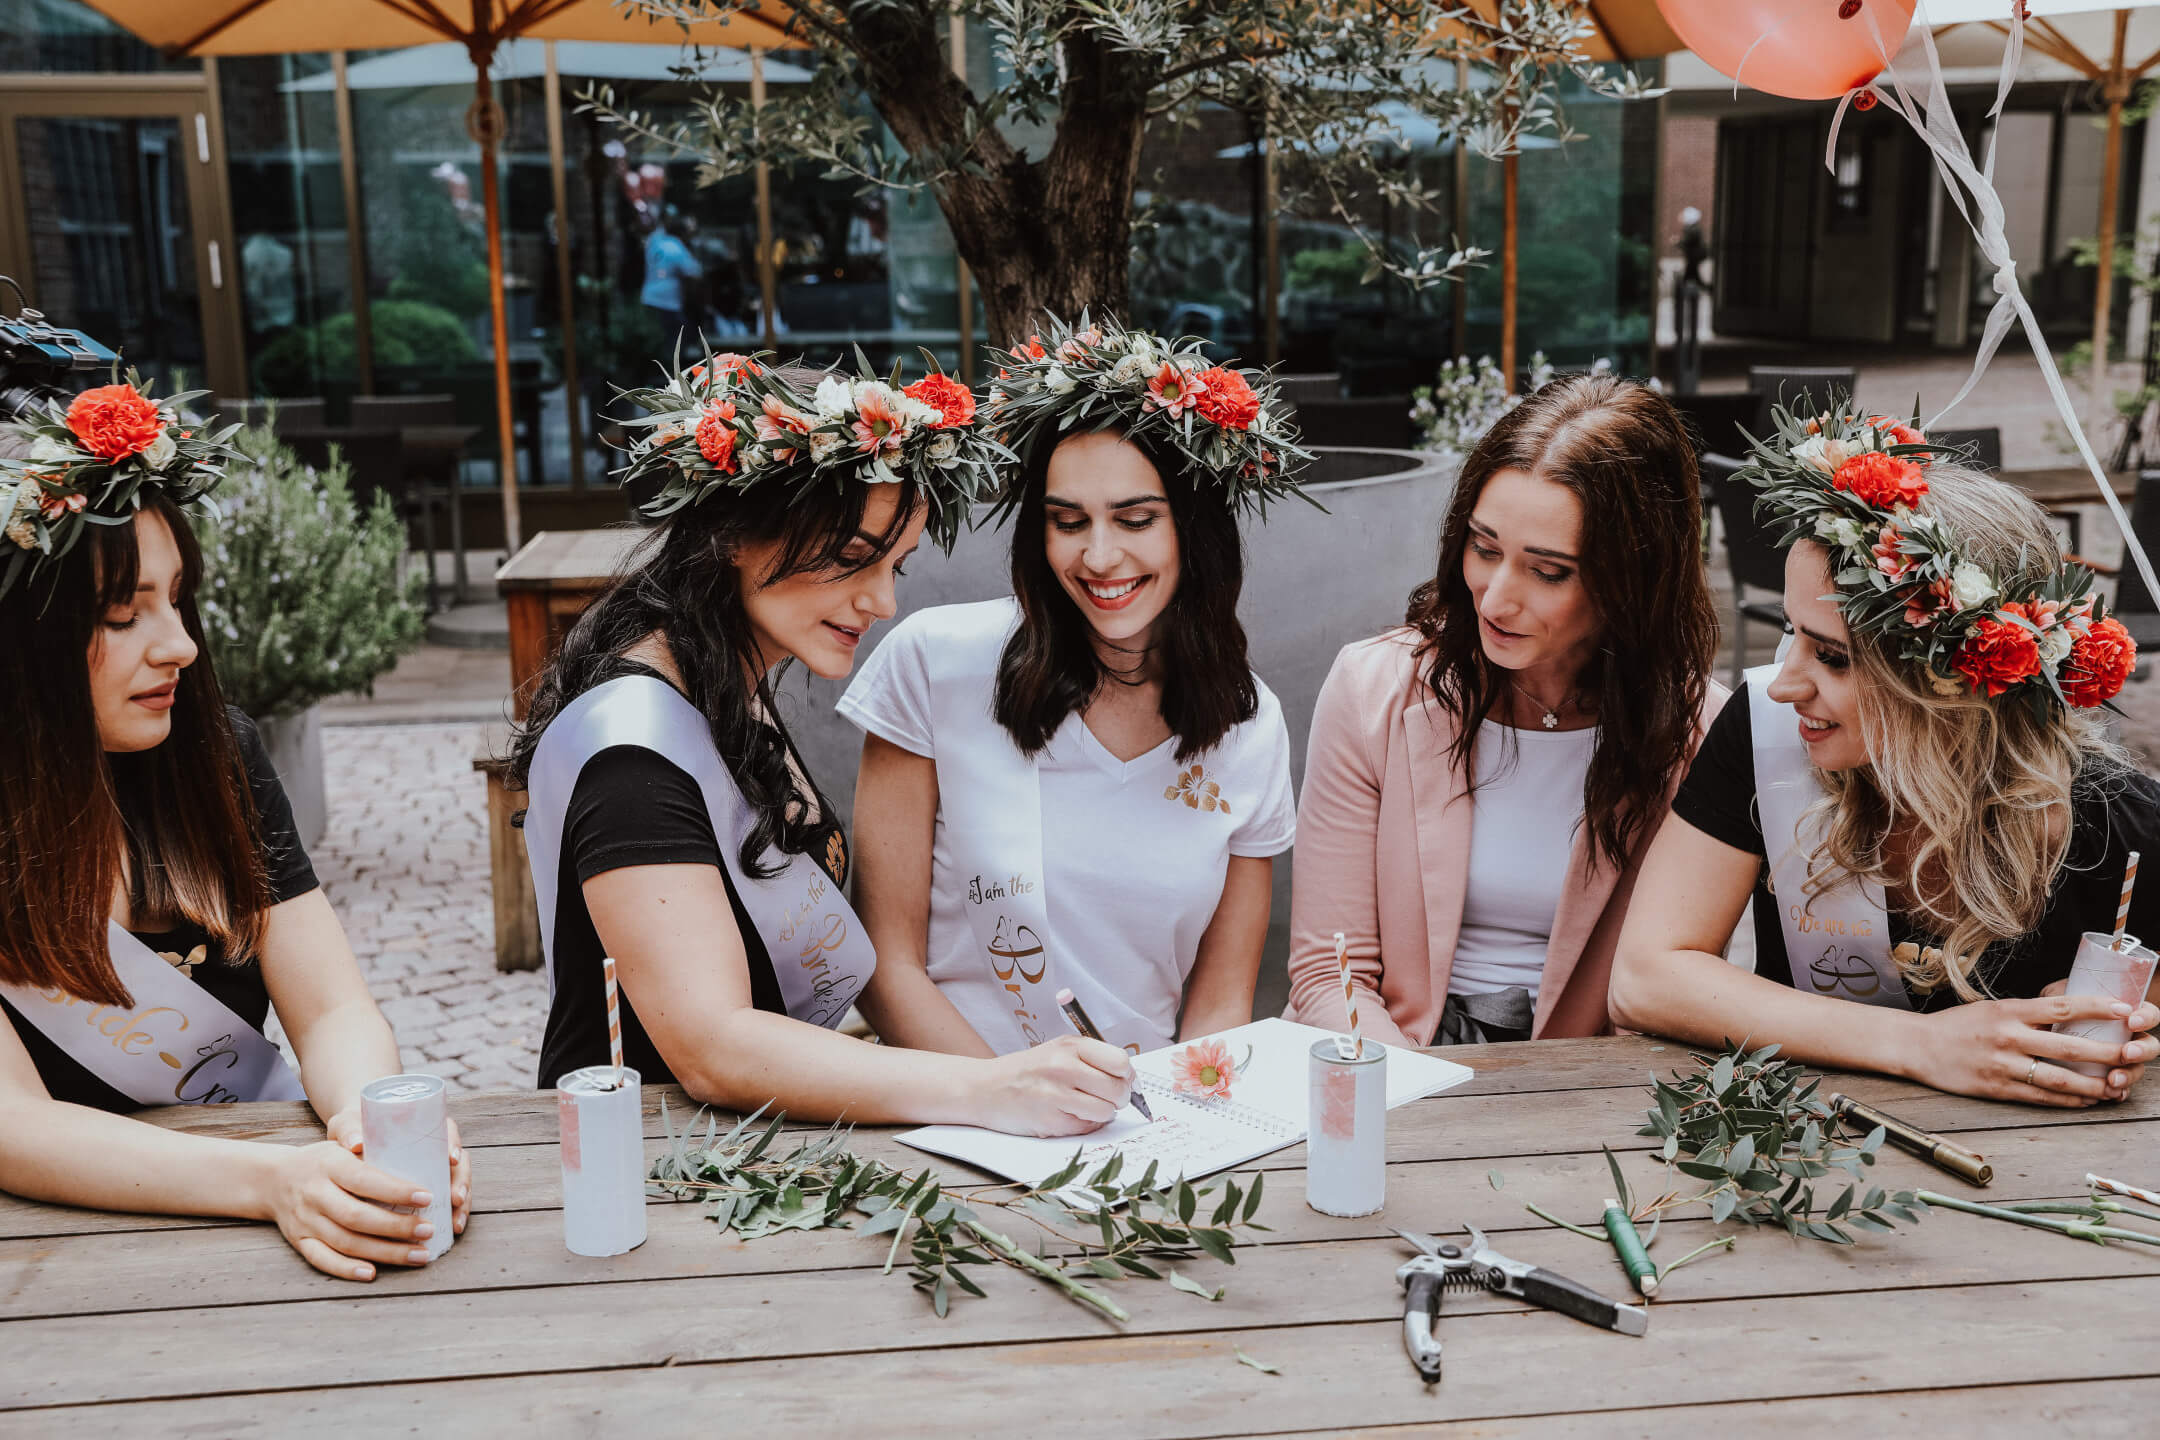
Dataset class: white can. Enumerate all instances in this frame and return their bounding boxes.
[359,1074,454,1261]
[1306,1038,1387,1217]
[558,1065,648,1257]
[2053,932,2160,1078]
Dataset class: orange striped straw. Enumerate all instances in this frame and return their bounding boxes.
[2115,852,2140,948]
[1334,930,1362,1059]
[603,955,623,1076]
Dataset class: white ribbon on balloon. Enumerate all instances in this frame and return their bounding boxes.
[1817,2,2160,610]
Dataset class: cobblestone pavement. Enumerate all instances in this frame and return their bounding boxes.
[311,723,545,1094]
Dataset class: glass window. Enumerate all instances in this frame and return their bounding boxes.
[0,0,201,74]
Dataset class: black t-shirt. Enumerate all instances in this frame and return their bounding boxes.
[1670,683,2160,1007]
[532,661,848,1090]
[2,709,321,1112]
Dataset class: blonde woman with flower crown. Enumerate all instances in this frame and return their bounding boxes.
[1612,409,2160,1106]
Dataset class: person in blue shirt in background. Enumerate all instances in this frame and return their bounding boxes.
[641,208,705,342]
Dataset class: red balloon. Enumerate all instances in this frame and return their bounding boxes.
[1657,0,1918,102]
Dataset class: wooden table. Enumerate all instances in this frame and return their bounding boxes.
[5,1036,2157,1436]
[479,527,644,970]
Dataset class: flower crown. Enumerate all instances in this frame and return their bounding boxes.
[0,373,240,598]
[614,348,1006,552]
[1741,398,2134,712]
[982,314,1313,520]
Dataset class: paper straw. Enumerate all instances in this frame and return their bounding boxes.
[2089,1173,2160,1209]
[1334,930,1361,1059]
[603,955,623,1076]
[2114,852,2140,948]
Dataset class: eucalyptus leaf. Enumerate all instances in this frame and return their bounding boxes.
[1234,1349,1282,1376]
[1169,1270,1225,1301]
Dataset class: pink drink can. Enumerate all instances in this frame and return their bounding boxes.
[558,1065,647,1256]
[359,1074,454,1261]
[1306,1038,1387,1217]
[2052,932,2159,1078]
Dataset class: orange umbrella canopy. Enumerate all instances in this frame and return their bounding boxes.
[81,0,797,56]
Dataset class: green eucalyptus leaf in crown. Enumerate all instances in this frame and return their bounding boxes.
[981,313,1315,522]
[611,345,1006,553]
[1737,395,2135,716]
[0,369,242,598]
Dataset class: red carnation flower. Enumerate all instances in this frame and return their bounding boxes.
[1011,335,1046,360]
[1953,614,2044,698]
[2061,615,2137,707]
[65,383,165,461]
[695,399,739,472]
[1192,366,1261,430]
[903,373,976,429]
[1832,450,1928,510]
[1866,415,1927,450]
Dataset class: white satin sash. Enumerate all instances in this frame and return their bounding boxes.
[1,922,307,1106]
[523,675,873,1029]
[1747,665,1911,1011]
[926,599,1151,1054]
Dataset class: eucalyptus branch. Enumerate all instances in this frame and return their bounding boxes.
[1918,1191,2160,1247]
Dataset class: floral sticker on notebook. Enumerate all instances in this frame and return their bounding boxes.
[1170,1037,1254,1101]
[1165,764,1231,814]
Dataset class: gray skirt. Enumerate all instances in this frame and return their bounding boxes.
[1433,987,1534,1046]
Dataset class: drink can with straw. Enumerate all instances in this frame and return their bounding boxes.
[360,1074,454,1261]
[1306,1037,1387,1217]
[2052,932,2159,1077]
[558,1065,647,1256]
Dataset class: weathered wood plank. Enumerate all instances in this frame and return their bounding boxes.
[6,1117,2155,1319]
[7,1277,2157,1437]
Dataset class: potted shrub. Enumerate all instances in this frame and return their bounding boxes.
[197,424,425,845]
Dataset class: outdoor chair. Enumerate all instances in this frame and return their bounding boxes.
[1667,390,1760,458]
[350,393,464,611]
[1291,396,1415,450]
[2080,471,2160,671]
[1704,451,1788,687]
[1931,425,2003,473]
[1272,373,1344,407]
[214,396,326,433]
[1748,365,1857,433]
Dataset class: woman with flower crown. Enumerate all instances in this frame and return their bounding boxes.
[0,379,471,1282]
[1612,408,2160,1105]
[840,318,1304,1057]
[511,354,1136,1135]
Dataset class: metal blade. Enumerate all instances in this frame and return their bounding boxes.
[1391,1226,1442,1257]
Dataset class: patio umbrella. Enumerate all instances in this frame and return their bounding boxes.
[1929,1,2160,388]
[83,0,802,553]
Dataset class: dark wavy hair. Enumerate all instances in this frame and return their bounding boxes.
[1404,373,1718,871]
[994,425,1255,761]
[0,493,271,1007]
[509,422,924,877]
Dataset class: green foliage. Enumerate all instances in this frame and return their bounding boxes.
[1283,242,1373,302]
[385,167,492,319]
[197,424,425,719]
[1634,1041,1927,1247]
[649,1100,1270,1323]
[251,300,478,396]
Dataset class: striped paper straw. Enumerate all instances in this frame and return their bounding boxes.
[1334,930,1362,1059]
[2089,1173,2160,1208]
[2115,851,2141,948]
[603,955,623,1077]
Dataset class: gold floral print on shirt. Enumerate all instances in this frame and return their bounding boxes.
[824,829,848,883]
[160,944,208,978]
[1165,764,1232,814]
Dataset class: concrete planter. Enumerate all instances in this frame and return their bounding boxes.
[254,705,327,851]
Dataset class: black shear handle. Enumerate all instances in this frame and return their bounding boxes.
[1518,1267,1638,1333]
[1401,1269,1445,1382]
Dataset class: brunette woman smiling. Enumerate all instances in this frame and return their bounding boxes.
[1286,374,1723,1046]
[514,356,1137,1135]
[0,383,467,1283]
[843,319,1307,1056]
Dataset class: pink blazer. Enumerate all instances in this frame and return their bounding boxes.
[1284,629,1727,1046]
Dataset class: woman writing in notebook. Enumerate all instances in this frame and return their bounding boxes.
[1611,413,2160,1103]
[511,355,1133,1134]
[0,382,470,1282]
[842,318,1305,1058]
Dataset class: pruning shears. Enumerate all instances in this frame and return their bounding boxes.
[1392,1224,1648,1384]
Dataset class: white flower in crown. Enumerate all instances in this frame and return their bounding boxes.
[807,430,843,462]
[926,431,959,466]
[814,374,854,420]
[139,430,178,472]
[1107,352,1150,387]
[1045,366,1076,395]
[1813,513,1867,550]
[2038,625,2074,666]
[1792,434,1853,475]
[28,436,71,464]
[1125,333,1158,367]
[1949,561,1996,611]
[861,453,902,485]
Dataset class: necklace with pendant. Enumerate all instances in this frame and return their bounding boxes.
[1515,684,1564,730]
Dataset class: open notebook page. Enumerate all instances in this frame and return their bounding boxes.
[896,1017,1473,1189]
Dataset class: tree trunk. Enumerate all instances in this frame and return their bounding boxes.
[851,11,1149,346]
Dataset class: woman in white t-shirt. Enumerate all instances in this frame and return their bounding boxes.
[841,319,1308,1054]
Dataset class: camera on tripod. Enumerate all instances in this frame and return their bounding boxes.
[0,275,120,424]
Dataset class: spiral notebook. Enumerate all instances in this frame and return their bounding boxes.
[895,1017,1474,1189]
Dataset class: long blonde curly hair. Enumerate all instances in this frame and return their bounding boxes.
[1800,463,2130,1000]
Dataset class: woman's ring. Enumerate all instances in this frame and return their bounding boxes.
[2026,1056,2041,1085]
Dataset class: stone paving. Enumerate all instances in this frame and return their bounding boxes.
[311,723,546,1094]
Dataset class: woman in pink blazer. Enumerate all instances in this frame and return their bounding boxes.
[1287,375,1725,1046]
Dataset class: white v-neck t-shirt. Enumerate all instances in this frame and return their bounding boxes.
[838,599,1297,1053]
[1448,720,1598,1000]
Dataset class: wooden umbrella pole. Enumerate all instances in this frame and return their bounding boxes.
[1502,147,1518,394]
[472,29,523,555]
[2093,11,2131,404]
